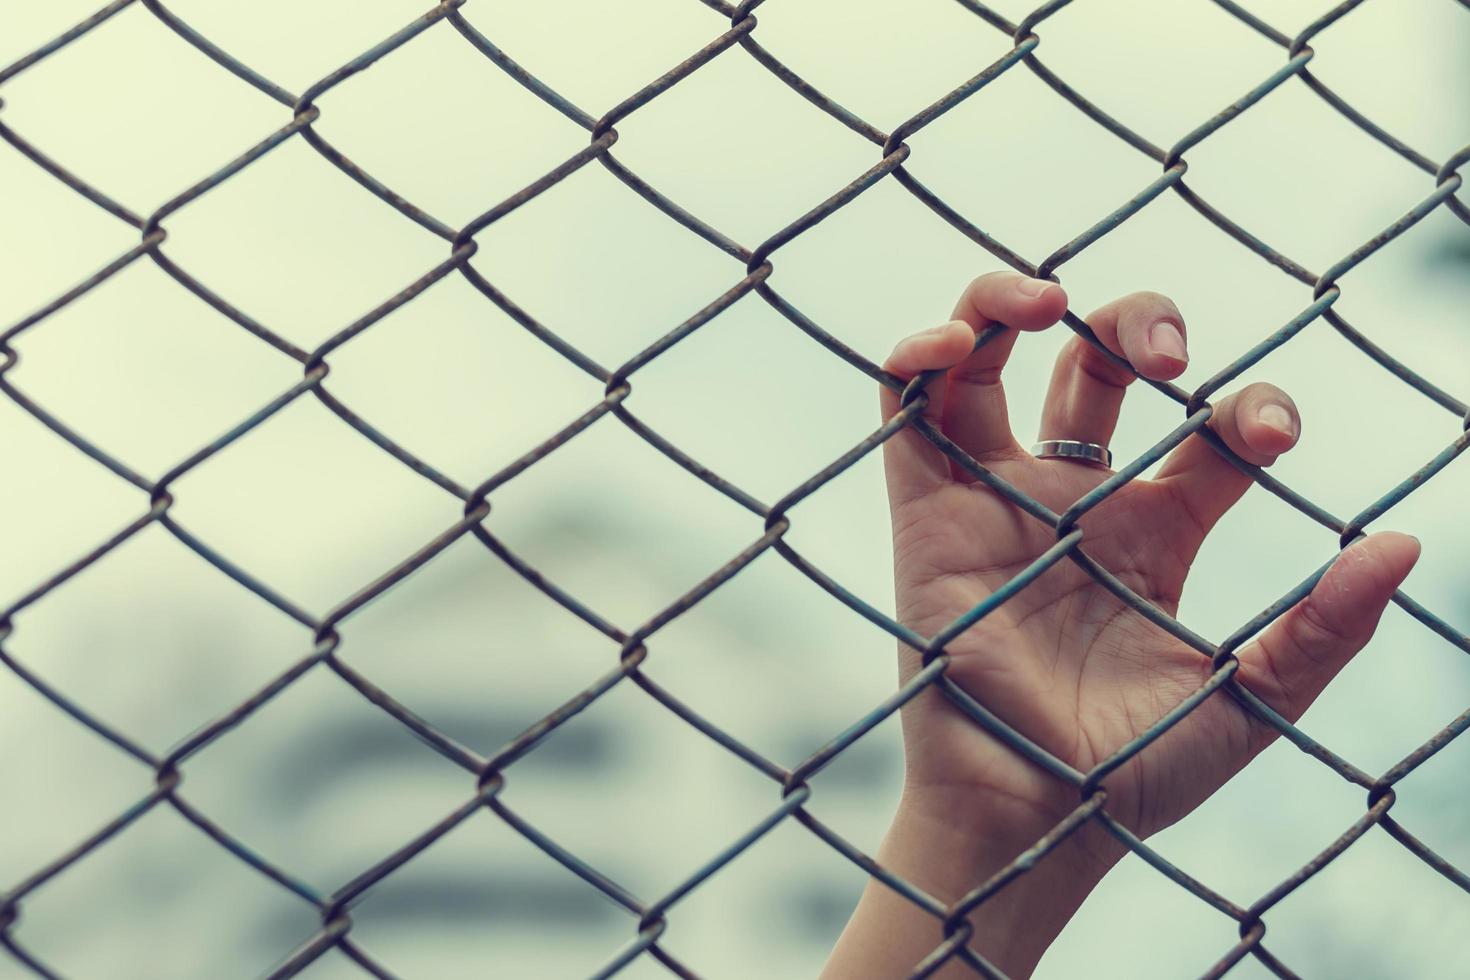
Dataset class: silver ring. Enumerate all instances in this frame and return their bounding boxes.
[1032,439,1112,468]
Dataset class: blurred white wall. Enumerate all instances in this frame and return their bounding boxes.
[1,1,1468,978]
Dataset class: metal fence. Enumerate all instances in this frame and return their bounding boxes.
[1,0,1467,977]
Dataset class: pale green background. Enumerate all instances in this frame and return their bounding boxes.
[1,1,1468,977]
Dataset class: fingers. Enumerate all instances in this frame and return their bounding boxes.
[940,272,1069,468]
[1154,382,1300,547]
[879,319,977,501]
[1237,532,1420,723]
[1038,291,1188,449]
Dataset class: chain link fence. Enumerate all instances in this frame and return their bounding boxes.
[1,0,1468,976]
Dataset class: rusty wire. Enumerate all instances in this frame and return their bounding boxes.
[2,0,1469,976]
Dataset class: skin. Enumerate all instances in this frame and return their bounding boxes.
[821,273,1420,979]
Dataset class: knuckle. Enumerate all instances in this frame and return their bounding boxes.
[1218,392,1254,428]
[1246,383,1299,423]
[1134,289,1180,313]
[1208,392,1256,443]
[1289,594,1353,663]
[966,270,1020,298]
[956,271,1019,320]
[1161,477,1213,543]
[1242,380,1289,403]
[1065,335,1135,388]
[1119,290,1182,326]
[952,362,1003,387]
[1250,633,1301,714]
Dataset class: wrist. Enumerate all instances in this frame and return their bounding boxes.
[895,778,1124,883]
[880,785,1118,976]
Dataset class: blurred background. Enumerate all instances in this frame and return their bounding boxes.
[2,0,1468,977]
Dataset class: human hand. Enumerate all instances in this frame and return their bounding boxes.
[824,273,1419,979]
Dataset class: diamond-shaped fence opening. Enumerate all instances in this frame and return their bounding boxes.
[1,0,1468,977]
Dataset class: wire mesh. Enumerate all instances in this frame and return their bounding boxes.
[1,0,1468,976]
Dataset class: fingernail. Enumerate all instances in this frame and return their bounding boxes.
[1257,402,1296,438]
[1149,321,1188,363]
[1015,277,1052,298]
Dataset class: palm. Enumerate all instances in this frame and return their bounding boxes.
[892,462,1250,838]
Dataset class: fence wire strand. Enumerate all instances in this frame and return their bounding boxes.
[1,0,1468,976]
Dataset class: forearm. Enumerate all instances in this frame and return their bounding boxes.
[821,790,1112,979]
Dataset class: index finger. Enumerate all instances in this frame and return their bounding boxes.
[942,271,1069,467]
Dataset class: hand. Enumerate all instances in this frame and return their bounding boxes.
[823,273,1419,979]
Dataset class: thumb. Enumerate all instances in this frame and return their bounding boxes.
[1236,531,1420,724]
